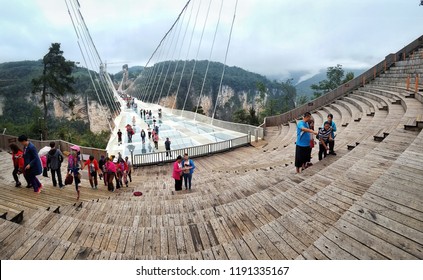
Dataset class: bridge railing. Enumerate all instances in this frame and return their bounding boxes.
[132,134,250,167]
[264,35,423,129]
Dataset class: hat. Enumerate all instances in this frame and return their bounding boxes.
[70,145,80,152]
[113,158,118,163]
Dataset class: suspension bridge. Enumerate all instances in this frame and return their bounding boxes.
[65,0,253,163]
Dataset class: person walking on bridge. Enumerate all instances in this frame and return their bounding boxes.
[18,135,43,193]
[9,143,24,188]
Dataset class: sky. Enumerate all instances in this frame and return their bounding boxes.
[0,0,422,82]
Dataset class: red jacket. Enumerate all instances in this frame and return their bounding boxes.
[12,150,24,170]
[84,159,99,172]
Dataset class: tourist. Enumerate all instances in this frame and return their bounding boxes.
[318,121,333,161]
[83,155,100,189]
[325,113,337,155]
[125,156,132,183]
[104,157,116,192]
[117,129,122,145]
[41,155,48,177]
[47,142,65,188]
[306,116,315,168]
[18,135,43,193]
[182,153,195,190]
[68,145,81,199]
[98,155,106,185]
[126,124,134,143]
[147,125,152,139]
[132,116,136,126]
[140,129,146,144]
[172,155,185,191]
[295,112,317,173]
[153,131,159,150]
[9,143,24,188]
[165,137,171,157]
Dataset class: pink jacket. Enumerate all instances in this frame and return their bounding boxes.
[41,155,47,168]
[172,161,183,180]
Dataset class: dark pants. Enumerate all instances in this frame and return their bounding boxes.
[28,173,41,192]
[329,140,335,153]
[12,167,20,184]
[51,168,63,187]
[183,173,192,189]
[319,143,328,160]
[166,148,171,157]
[127,170,132,182]
[89,172,98,188]
[107,172,115,191]
[175,178,182,191]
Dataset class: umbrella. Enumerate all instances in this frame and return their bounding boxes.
[38,146,51,157]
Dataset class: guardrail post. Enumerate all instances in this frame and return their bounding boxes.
[407,75,411,90]
[416,74,420,93]
[254,129,258,142]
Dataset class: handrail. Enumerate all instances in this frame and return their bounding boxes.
[264,35,423,128]
[132,134,250,167]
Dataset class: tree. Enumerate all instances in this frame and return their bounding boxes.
[310,64,354,98]
[31,43,76,139]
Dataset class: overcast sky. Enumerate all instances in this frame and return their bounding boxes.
[1,0,422,81]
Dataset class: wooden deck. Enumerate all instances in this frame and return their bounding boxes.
[1,48,423,260]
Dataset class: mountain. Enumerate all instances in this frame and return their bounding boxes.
[295,68,366,98]
[125,60,297,122]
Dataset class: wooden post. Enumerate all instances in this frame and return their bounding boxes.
[406,75,410,91]
[384,61,387,72]
[403,52,406,61]
[374,68,376,79]
[416,74,420,93]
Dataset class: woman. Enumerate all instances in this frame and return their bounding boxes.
[18,135,42,193]
[68,145,81,199]
[172,155,185,191]
[104,157,116,192]
[9,143,24,187]
[140,129,146,144]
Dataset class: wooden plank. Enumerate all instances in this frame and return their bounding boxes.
[175,225,187,255]
[124,227,138,258]
[48,240,71,260]
[313,234,358,260]
[335,218,417,259]
[62,243,82,260]
[34,237,61,260]
[201,248,215,260]
[167,227,177,256]
[222,241,241,259]
[106,225,122,252]
[142,227,153,256]
[301,245,329,260]
[0,227,35,259]
[151,227,161,257]
[134,227,145,256]
[342,209,423,259]
[116,226,130,254]
[232,238,257,260]
[211,244,228,260]
[160,227,168,256]
[9,230,43,260]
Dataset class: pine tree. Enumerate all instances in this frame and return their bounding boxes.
[31,43,76,139]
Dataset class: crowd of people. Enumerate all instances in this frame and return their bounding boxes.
[295,112,337,173]
[9,136,133,200]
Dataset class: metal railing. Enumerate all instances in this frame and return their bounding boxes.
[132,134,250,167]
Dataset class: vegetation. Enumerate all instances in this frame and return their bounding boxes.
[128,60,297,122]
[310,64,354,99]
[0,49,110,148]
[31,43,76,140]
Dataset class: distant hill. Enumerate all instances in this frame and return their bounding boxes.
[295,69,365,98]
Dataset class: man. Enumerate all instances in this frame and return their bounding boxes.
[182,153,195,190]
[47,141,65,188]
[317,121,333,161]
[125,156,132,183]
[295,112,317,173]
[165,137,171,157]
[18,135,43,193]
[325,113,337,155]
